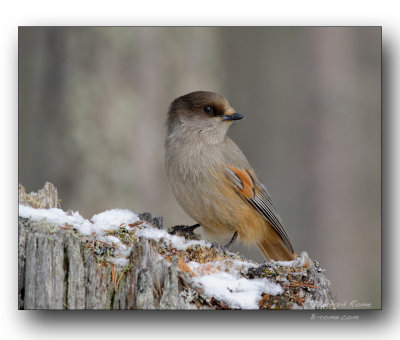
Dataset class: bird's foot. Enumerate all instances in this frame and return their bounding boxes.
[168,223,201,240]
[209,242,232,256]
[209,231,238,255]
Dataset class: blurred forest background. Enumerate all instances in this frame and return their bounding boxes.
[19,27,381,309]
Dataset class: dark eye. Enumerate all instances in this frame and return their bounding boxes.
[204,106,214,114]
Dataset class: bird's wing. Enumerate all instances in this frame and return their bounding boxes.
[225,166,294,253]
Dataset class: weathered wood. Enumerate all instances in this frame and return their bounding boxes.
[19,182,58,209]
[18,217,192,310]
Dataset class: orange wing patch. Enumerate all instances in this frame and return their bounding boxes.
[227,166,254,199]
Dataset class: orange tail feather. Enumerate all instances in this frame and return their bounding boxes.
[257,236,296,261]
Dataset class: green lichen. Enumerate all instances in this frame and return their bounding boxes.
[105,226,135,245]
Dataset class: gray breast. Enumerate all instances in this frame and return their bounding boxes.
[165,138,226,219]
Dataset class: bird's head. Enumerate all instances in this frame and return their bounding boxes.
[166,91,244,144]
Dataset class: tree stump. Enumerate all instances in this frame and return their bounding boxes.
[18,183,335,310]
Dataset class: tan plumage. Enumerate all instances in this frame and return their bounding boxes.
[165,91,296,261]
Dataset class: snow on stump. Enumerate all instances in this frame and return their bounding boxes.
[18,183,335,310]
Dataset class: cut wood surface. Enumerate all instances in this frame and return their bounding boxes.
[18,183,335,310]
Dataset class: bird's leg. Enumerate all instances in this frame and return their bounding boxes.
[210,231,238,255]
[168,223,201,240]
[224,231,238,249]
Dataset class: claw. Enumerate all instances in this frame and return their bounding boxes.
[168,223,201,240]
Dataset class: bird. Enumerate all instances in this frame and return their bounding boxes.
[165,91,296,261]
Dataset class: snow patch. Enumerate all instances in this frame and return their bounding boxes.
[133,226,210,250]
[188,260,282,309]
[19,205,94,234]
[91,209,140,232]
[192,273,282,309]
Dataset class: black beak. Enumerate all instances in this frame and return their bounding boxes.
[221,113,244,121]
